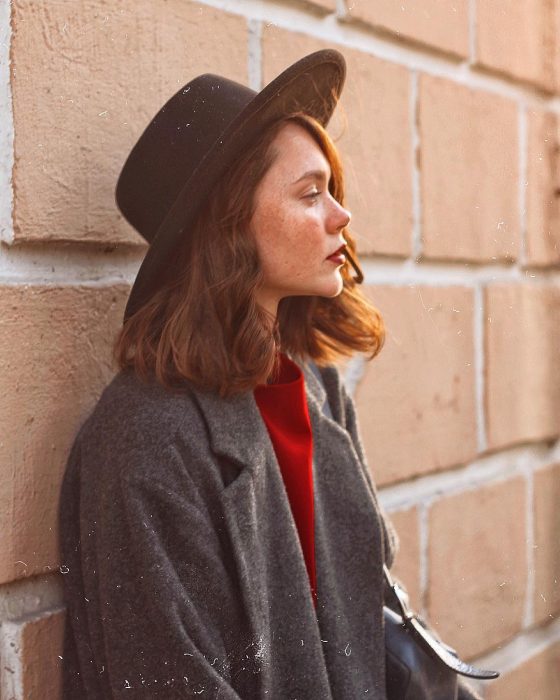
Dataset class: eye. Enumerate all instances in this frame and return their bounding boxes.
[304,188,322,201]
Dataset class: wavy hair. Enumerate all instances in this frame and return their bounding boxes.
[113,113,385,397]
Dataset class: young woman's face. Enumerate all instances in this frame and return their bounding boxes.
[250,122,351,318]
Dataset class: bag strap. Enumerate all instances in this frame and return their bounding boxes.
[308,360,500,681]
[383,564,499,679]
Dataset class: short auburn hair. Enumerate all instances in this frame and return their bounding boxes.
[113,112,385,397]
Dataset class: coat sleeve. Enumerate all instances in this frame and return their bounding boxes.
[336,373,484,700]
[61,427,253,699]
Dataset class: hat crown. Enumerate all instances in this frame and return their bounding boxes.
[116,74,256,242]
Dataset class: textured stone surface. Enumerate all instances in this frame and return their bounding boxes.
[0,284,128,584]
[485,284,560,450]
[419,74,519,262]
[485,640,560,700]
[344,0,469,58]
[533,463,560,623]
[428,478,527,658]
[526,109,560,267]
[262,27,413,257]
[0,609,65,700]
[10,0,247,246]
[476,0,558,91]
[555,0,560,94]
[387,507,421,610]
[354,285,477,485]
[20,610,65,699]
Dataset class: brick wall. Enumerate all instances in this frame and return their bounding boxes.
[1,1,559,697]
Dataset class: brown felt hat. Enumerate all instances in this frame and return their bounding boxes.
[116,49,346,322]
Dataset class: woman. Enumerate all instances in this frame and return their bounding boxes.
[59,50,482,698]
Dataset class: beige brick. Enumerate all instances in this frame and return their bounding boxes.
[10,0,247,247]
[555,0,560,94]
[476,0,558,91]
[262,28,413,257]
[21,609,65,699]
[534,463,560,623]
[419,75,519,262]
[355,286,477,485]
[485,640,560,700]
[526,109,560,267]
[386,507,421,610]
[428,478,527,658]
[485,284,560,450]
[344,0,469,58]
[0,284,129,584]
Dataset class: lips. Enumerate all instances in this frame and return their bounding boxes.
[326,244,346,260]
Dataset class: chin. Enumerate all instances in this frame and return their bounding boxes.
[286,277,344,300]
[316,281,344,299]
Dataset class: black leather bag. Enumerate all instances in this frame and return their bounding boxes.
[383,564,499,699]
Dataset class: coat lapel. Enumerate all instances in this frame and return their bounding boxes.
[188,360,387,698]
[190,358,327,467]
[189,375,334,697]
[188,358,331,502]
[190,384,268,471]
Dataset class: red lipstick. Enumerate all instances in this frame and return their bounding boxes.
[326,244,346,264]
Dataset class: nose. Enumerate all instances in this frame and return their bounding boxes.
[329,198,351,233]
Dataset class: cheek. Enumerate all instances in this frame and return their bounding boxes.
[257,236,295,279]
[252,202,294,263]
[252,198,324,277]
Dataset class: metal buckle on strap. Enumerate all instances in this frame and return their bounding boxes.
[383,564,499,680]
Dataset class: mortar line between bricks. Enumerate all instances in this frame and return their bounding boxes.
[334,0,347,19]
[0,273,140,288]
[2,252,560,286]
[471,616,560,678]
[474,285,487,452]
[1,605,66,628]
[379,438,560,512]
[418,503,429,619]
[522,465,536,628]
[196,0,560,112]
[0,573,64,623]
[359,260,560,286]
[247,18,263,90]
[0,620,23,700]
[0,242,143,284]
[0,0,14,246]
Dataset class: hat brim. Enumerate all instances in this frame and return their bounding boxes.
[123,49,346,322]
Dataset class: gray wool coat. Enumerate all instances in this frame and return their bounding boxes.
[59,359,481,699]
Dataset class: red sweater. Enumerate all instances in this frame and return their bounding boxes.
[254,353,317,607]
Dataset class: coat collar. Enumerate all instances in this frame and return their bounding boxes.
[299,358,328,409]
[190,383,267,472]
[189,356,327,469]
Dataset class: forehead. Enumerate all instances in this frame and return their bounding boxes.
[269,122,330,176]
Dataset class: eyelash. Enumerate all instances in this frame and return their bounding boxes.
[305,190,322,200]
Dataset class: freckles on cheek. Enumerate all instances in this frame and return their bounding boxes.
[255,205,293,258]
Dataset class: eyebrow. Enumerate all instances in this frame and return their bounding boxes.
[292,168,331,185]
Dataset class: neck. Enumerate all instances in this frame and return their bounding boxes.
[255,289,280,324]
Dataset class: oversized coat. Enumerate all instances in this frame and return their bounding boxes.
[59,358,481,699]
